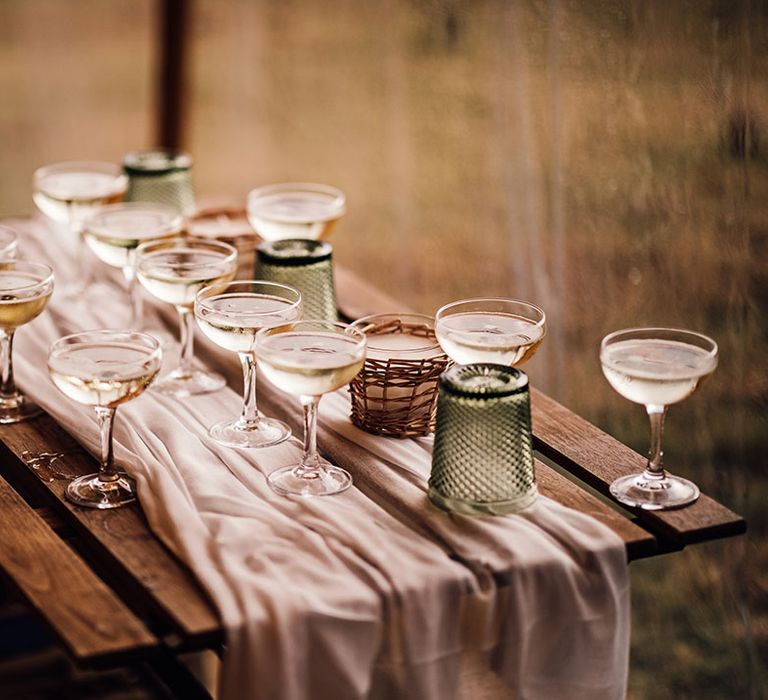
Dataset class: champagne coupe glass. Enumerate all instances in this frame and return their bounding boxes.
[435,298,546,366]
[136,237,238,396]
[600,327,718,510]
[0,226,19,259]
[33,161,128,297]
[48,330,162,509]
[83,203,185,328]
[195,281,302,447]
[255,320,367,497]
[0,262,54,423]
[246,183,346,241]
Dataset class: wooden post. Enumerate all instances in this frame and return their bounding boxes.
[156,0,191,149]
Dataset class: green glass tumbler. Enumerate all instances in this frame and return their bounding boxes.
[428,364,537,516]
[255,239,337,322]
[123,149,196,216]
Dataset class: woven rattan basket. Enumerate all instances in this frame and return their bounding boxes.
[350,313,451,438]
[189,203,258,279]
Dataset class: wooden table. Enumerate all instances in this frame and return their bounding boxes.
[0,267,746,697]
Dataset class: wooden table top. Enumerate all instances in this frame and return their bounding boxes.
[0,264,746,681]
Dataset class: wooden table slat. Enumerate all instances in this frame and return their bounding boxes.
[534,459,657,559]
[0,418,221,648]
[0,471,157,664]
[531,389,746,545]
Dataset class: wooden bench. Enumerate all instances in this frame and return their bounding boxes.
[0,267,746,694]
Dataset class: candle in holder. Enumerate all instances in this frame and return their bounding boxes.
[349,313,450,437]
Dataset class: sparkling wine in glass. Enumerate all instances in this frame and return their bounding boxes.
[255,320,366,497]
[136,237,238,396]
[600,327,718,510]
[48,330,162,509]
[246,183,346,241]
[435,298,546,366]
[0,262,54,423]
[194,281,302,447]
[0,226,19,260]
[83,202,184,328]
[33,161,128,297]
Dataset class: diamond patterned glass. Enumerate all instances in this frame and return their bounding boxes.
[255,239,337,322]
[429,364,537,516]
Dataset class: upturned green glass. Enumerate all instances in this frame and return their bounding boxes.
[255,239,337,322]
[429,364,537,516]
[123,149,196,216]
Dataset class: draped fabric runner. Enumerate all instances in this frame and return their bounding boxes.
[8,216,629,700]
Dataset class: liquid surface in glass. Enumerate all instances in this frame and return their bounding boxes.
[435,311,545,365]
[138,250,236,308]
[34,172,127,225]
[257,331,365,396]
[248,191,343,241]
[0,271,52,329]
[84,208,183,269]
[601,338,717,406]
[196,293,301,353]
[48,341,161,408]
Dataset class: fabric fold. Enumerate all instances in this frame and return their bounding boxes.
[7,215,629,700]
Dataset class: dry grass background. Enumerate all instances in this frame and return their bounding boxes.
[1,0,766,697]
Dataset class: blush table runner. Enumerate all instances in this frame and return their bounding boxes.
[8,216,629,700]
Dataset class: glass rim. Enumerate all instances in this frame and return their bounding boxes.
[0,260,54,291]
[33,160,126,182]
[246,182,346,221]
[440,363,529,398]
[48,328,162,365]
[194,279,303,314]
[256,238,333,265]
[255,319,367,349]
[435,297,546,328]
[135,236,238,270]
[351,312,441,354]
[123,149,192,175]
[600,327,718,359]
[83,201,185,238]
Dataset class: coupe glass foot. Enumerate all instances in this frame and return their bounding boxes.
[609,472,700,510]
[0,396,43,424]
[152,369,226,397]
[209,416,291,448]
[268,464,352,497]
[66,473,136,509]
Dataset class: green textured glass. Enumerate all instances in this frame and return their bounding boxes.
[123,150,196,216]
[255,239,337,322]
[429,364,537,516]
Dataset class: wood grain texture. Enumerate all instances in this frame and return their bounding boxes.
[0,417,221,649]
[0,471,157,664]
[531,389,746,545]
[534,459,657,559]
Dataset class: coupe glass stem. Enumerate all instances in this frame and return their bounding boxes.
[95,406,119,484]
[123,265,143,328]
[0,329,19,405]
[237,352,261,429]
[298,395,320,476]
[71,221,94,293]
[645,404,668,479]
[177,306,196,378]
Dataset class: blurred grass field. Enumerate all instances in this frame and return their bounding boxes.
[1,0,766,697]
